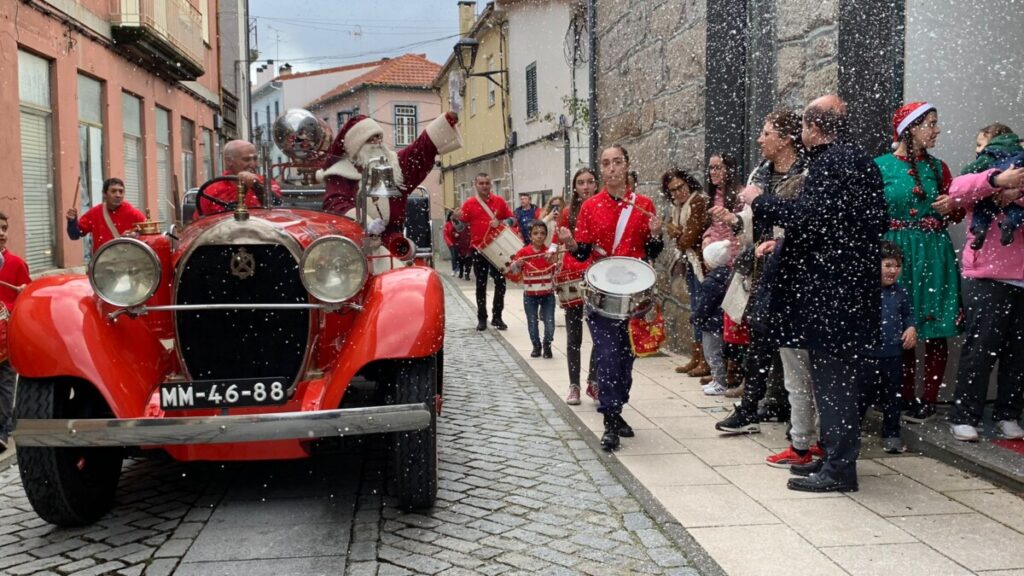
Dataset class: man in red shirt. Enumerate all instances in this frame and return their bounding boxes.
[66,177,146,253]
[558,145,663,450]
[197,140,282,216]
[0,211,31,452]
[457,173,515,331]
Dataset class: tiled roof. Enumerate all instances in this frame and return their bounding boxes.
[309,54,442,107]
[277,59,386,81]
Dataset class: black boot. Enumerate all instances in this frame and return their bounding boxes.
[601,414,620,450]
[542,343,552,359]
[1000,221,1016,246]
[491,316,508,330]
[477,318,488,331]
[970,229,987,250]
[614,414,634,437]
[530,345,542,358]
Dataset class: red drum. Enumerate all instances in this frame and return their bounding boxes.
[474,225,523,274]
[523,264,556,296]
[554,268,585,308]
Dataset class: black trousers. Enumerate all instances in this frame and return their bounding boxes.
[950,278,1024,425]
[811,348,871,483]
[738,329,778,416]
[565,305,598,387]
[472,250,506,321]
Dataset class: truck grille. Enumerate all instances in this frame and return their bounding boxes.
[175,244,309,382]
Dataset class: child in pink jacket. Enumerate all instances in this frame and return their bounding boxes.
[946,166,1024,442]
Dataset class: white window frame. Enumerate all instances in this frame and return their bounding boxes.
[394,105,418,148]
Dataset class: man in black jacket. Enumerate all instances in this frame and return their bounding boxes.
[743,95,888,492]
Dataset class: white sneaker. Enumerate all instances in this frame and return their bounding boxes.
[950,423,979,442]
[996,420,1024,440]
[703,381,727,396]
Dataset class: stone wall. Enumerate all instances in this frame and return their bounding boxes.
[596,0,706,183]
[596,0,706,353]
[774,0,839,107]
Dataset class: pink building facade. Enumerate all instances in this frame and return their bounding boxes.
[1,0,222,272]
[307,55,445,222]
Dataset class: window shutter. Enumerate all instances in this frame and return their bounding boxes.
[123,136,144,210]
[526,64,538,119]
[20,110,56,272]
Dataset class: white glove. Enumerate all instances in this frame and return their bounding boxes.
[367,218,386,236]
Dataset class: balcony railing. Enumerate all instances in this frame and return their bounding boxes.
[109,0,205,81]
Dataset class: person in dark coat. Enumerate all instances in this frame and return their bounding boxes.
[741,94,888,493]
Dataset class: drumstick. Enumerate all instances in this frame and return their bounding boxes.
[0,280,21,291]
[70,176,81,211]
[622,198,657,219]
[515,248,569,261]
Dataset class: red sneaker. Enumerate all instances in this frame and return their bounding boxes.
[585,380,598,401]
[766,445,814,469]
[809,443,825,459]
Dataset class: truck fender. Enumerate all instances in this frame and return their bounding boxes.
[321,267,444,408]
[9,276,171,418]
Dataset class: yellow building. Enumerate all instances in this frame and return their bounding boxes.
[433,1,512,211]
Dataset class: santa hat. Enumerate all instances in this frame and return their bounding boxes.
[324,114,384,165]
[892,102,935,146]
[703,240,732,269]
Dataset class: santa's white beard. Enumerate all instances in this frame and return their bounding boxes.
[356,144,389,171]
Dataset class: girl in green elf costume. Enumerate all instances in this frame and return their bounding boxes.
[874,102,964,424]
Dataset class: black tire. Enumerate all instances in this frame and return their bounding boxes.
[386,356,438,509]
[15,379,124,526]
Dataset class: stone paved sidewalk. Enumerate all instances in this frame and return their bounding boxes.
[462,277,1024,576]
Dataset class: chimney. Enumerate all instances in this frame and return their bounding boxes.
[255,60,276,86]
[458,1,476,37]
[278,63,293,75]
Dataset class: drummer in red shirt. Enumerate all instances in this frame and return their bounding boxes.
[65,178,146,253]
[197,140,282,216]
[0,211,31,452]
[457,173,515,331]
[557,145,664,450]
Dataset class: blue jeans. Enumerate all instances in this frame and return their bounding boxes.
[685,263,703,342]
[524,293,556,348]
[971,198,1024,238]
[587,311,634,415]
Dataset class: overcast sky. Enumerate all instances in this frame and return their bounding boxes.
[247,0,465,74]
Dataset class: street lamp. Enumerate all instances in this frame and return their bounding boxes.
[453,37,505,90]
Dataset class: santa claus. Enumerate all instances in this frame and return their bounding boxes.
[320,111,461,263]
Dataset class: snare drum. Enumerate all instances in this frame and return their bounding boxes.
[473,225,524,274]
[523,265,556,296]
[584,257,656,319]
[554,268,585,308]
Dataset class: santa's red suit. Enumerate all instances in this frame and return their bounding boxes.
[320,113,461,257]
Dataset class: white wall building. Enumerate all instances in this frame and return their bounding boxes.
[502,0,591,205]
[250,61,384,167]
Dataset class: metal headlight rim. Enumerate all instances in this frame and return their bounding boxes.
[88,237,162,307]
[299,235,368,303]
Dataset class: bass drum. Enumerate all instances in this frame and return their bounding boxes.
[584,257,656,319]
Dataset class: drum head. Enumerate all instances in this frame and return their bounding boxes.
[586,257,656,295]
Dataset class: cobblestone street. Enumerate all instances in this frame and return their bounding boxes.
[0,280,707,576]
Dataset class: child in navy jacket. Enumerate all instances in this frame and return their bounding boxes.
[860,240,917,453]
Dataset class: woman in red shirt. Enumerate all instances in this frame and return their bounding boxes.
[558,145,664,450]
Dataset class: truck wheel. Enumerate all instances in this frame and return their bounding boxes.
[386,356,438,509]
[15,379,124,526]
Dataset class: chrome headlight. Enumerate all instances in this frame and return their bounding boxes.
[300,236,367,303]
[89,238,161,307]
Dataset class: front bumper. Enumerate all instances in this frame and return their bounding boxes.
[13,403,431,447]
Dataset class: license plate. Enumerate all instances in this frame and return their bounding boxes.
[160,377,290,410]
